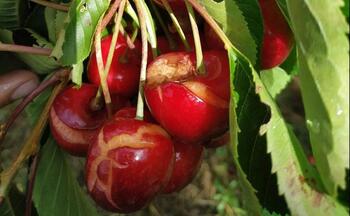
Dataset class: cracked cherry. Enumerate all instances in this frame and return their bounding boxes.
[85,114,175,213]
[163,140,203,193]
[259,0,293,69]
[88,35,141,97]
[49,84,128,156]
[144,51,230,143]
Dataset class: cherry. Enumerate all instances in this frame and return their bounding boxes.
[87,35,141,97]
[153,0,186,11]
[259,0,293,69]
[144,51,230,143]
[85,116,175,213]
[113,107,155,123]
[203,132,229,148]
[163,140,203,193]
[49,84,128,156]
[204,22,224,50]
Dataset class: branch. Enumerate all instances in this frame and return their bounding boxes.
[30,0,69,12]
[0,43,52,56]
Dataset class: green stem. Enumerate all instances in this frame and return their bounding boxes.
[159,0,190,51]
[186,0,234,50]
[185,0,206,75]
[149,0,177,51]
[94,19,113,118]
[104,0,127,83]
[134,0,148,120]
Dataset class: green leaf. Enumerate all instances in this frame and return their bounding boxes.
[286,0,349,195]
[33,137,99,216]
[0,29,61,74]
[51,0,110,65]
[45,8,67,44]
[0,198,15,216]
[228,49,262,215]
[199,0,261,65]
[0,0,28,30]
[341,0,349,18]
[254,65,348,215]
[71,62,84,86]
[260,68,292,99]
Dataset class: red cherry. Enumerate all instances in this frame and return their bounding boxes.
[49,84,129,156]
[259,0,293,69]
[85,118,174,213]
[144,51,230,143]
[204,23,224,50]
[163,140,203,193]
[113,107,155,123]
[88,35,141,97]
[203,132,229,148]
[153,0,186,11]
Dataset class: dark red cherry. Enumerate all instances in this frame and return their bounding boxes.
[163,141,203,193]
[204,22,224,50]
[153,0,186,11]
[144,51,230,143]
[259,0,293,69]
[203,132,229,148]
[49,84,129,156]
[113,107,156,123]
[88,35,141,97]
[85,118,174,213]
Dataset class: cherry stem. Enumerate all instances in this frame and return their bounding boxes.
[30,0,69,12]
[91,86,104,111]
[134,0,148,120]
[130,24,139,42]
[185,0,206,75]
[186,0,234,50]
[0,68,70,146]
[160,0,191,51]
[0,42,52,56]
[120,25,135,49]
[94,19,113,118]
[101,0,122,30]
[149,0,177,51]
[25,153,40,216]
[0,75,69,202]
[104,0,127,89]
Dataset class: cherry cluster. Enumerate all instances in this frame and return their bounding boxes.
[48,0,292,213]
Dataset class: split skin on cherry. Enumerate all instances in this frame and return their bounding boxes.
[145,50,230,143]
[49,83,129,156]
[85,109,175,213]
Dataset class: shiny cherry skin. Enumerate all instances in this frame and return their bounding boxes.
[163,141,203,193]
[49,84,128,156]
[259,0,293,69]
[144,51,230,143]
[113,107,155,123]
[85,116,175,213]
[88,35,141,97]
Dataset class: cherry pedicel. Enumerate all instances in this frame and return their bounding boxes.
[88,35,141,98]
[85,113,175,213]
[144,50,230,143]
[259,0,293,69]
[49,84,128,156]
[163,140,204,193]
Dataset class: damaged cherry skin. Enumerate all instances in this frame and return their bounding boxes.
[85,115,175,213]
[163,141,204,193]
[49,84,106,156]
[144,51,230,143]
[49,84,128,156]
[259,0,293,69]
[88,35,141,97]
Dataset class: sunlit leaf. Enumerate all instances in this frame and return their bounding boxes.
[286,0,349,195]
[199,0,262,65]
[51,0,110,65]
[255,66,348,215]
